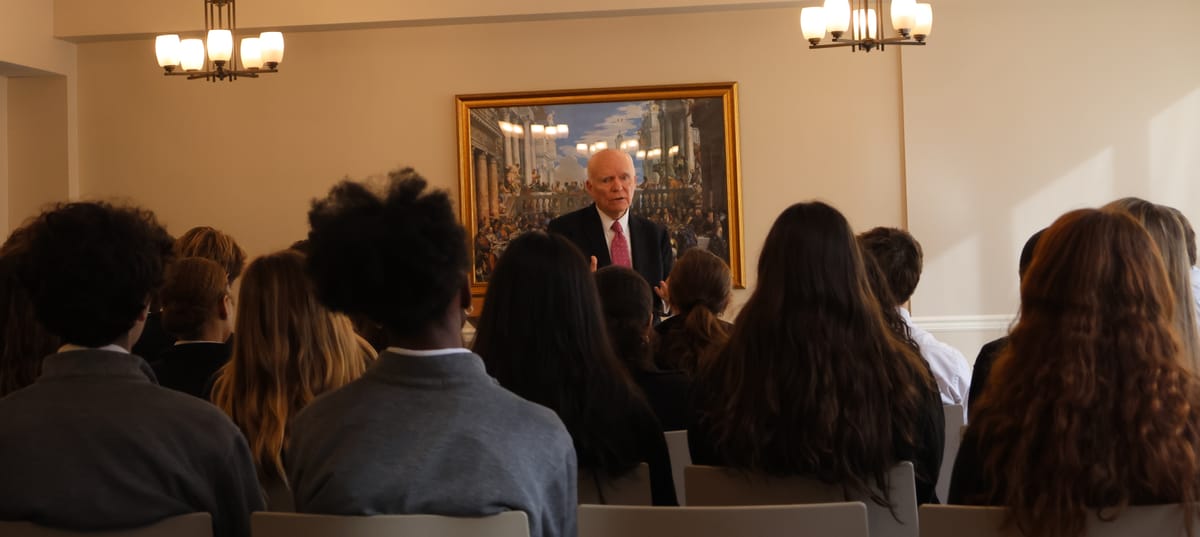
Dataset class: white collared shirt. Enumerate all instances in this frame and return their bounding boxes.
[596,206,633,265]
[59,343,129,354]
[385,347,473,357]
[899,307,972,419]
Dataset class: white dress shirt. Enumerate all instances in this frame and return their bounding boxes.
[899,307,972,417]
[1191,266,1200,324]
[597,206,633,266]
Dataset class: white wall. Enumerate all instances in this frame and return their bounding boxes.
[75,7,907,313]
[901,0,1200,358]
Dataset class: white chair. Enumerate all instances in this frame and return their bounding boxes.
[0,513,211,537]
[935,404,965,502]
[686,461,918,537]
[251,511,529,537]
[578,463,652,505]
[579,502,870,537]
[920,504,1200,537]
[664,430,691,505]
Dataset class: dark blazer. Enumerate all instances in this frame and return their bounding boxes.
[547,204,674,310]
[151,341,233,400]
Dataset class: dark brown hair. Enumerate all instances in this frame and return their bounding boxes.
[657,248,732,375]
[160,257,228,340]
[595,265,655,372]
[693,201,936,506]
[857,227,923,303]
[970,208,1200,537]
[0,228,60,397]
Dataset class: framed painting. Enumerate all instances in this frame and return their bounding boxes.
[456,82,744,297]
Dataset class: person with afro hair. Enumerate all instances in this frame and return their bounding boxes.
[287,169,577,537]
[0,201,262,537]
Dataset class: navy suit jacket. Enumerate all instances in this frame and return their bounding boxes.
[547,204,674,311]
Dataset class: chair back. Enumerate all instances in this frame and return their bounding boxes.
[578,463,652,505]
[251,511,529,537]
[920,504,1200,537]
[578,502,869,537]
[935,404,965,502]
[664,430,691,505]
[686,461,918,537]
[0,513,211,537]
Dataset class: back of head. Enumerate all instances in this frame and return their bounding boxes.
[306,169,468,340]
[0,229,61,396]
[174,226,247,283]
[1103,197,1200,371]
[971,208,1200,537]
[659,248,732,374]
[1168,206,1197,267]
[1017,228,1046,280]
[160,257,228,341]
[211,249,373,479]
[594,265,654,372]
[695,201,933,503]
[859,247,918,352]
[473,231,646,476]
[13,202,173,347]
[857,227,923,304]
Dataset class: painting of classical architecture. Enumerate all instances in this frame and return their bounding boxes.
[457,83,743,291]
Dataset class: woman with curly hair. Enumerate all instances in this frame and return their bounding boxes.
[949,208,1200,537]
[689,201,944,505]
[0,227,60,397]
[210,249,375,510]
[653,248,733,376]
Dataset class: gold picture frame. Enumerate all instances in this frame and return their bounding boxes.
[456,82,745,298]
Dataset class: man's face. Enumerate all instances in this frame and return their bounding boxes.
[585,150,637,219]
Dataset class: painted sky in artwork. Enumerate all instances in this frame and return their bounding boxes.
[540,101,650,183]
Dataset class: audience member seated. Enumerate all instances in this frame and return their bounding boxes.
[949,208,1200,537]
[653,248,733,377]
[0,201,262,536]
[595,265,692,431]
[689,201,944,505]
[968,228,1043,413]
[150,257,235,399]
[858,227,972,412]
[473,231,679,506]
[134,226,246,361]
[1104,197,1200,371]
[287,170,577,537]
[0,227,60,397]
[860,249,921,354]
[210,249,375,511]
[1167,207,1200,325]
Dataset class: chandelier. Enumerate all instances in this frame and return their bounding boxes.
[154,0,284,81]
[801,0,933,52]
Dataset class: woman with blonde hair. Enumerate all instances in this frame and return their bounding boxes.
[1104,197,1200,371]
[950,208,1200,537]
[210,249,374,510]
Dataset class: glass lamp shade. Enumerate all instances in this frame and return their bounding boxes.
[853,9,878,40]
[913,3,933,36]
[240,37,264,69]
[259,32,285,64]
[823,0,851,33]
[155,35,181,67]
[800,7,827,41]
[891,0,916,31]
[179,39,206,71]
[206,30,233,62]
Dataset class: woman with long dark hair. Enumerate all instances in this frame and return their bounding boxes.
[950,208,1200,537]
[473,231,678,505]
[689,201,943,505]
[595,265,691,431]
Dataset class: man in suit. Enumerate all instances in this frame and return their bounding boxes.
[548,148,674,315]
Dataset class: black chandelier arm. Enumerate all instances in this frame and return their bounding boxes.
[163,67,278,79]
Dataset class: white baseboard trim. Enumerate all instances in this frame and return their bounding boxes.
[911,314,1014,334]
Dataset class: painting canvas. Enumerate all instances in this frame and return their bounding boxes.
[456,82,744,295]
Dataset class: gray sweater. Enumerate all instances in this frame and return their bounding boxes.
[0,350,264,537]
[286,350,577,537]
